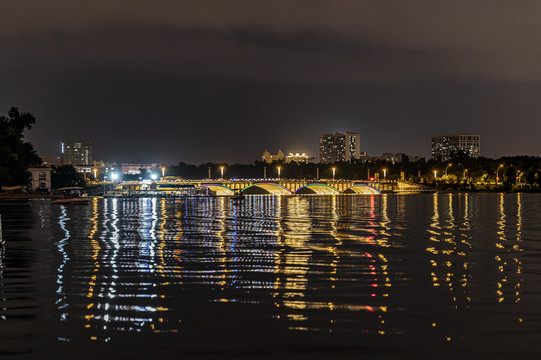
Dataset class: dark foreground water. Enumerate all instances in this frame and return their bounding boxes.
[1,194,541,359]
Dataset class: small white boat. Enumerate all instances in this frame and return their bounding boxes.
[53,187,91,204]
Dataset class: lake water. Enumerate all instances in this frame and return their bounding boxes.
[1,194,541,359]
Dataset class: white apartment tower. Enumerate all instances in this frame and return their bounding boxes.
[319,132,360,163]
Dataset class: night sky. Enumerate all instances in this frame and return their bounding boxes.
[2,1,541,164]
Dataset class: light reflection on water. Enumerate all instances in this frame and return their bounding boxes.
[1,194,541,358]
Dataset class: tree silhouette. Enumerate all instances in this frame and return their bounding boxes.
[0,107,41,186]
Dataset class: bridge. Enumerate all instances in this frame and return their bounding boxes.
[116,179,434,196]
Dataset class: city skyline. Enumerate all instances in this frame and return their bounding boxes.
[3,1,541,164]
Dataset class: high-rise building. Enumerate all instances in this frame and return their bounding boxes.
[431,134,480,162]
[61,141,93,165]
[319,132,360,163]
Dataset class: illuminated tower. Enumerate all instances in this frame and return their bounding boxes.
[319,131,360,163]
[61,140,93,165]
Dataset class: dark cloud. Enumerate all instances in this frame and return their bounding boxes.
[2,1,541,163]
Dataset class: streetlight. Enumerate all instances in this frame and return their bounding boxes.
[445,163,452,176]
[464,169,468,180]
[496,164,503,184]
[161,166,166,179]
[93,168,98,181]
[332,167,336,181]
[507,164,518,184]
[383,168,387,180]
[456,163,465,181]
[277,166,281,180]
[433,170,437,179]
[220,166,224,180]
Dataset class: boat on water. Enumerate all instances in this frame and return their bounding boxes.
[53,187,91,204]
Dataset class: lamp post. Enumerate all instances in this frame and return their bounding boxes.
[464,169,468,180]
[445,163,452,176]
[277,166,281,180]
[111,172,118,194]
[456,163,465,181]
[161,166,166,179]
[332,167,336,181]
[93,168,97,181]
[496,164,503,184]
[383,168,387,180]
[220,166,224,180]
[507,164,518,185]
[316,167,319,180]
[264,166,266,179]
[434,170,437,179]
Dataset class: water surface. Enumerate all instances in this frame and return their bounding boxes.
[1,194,540,359]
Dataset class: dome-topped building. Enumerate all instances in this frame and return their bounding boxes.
[262,149,285,163]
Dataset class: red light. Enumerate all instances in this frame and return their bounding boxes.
[369,177,375,181]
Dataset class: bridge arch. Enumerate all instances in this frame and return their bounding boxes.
[343,184,381,195]
[241,183,292,195]
[295,183,340,195]
[197,184,235,196]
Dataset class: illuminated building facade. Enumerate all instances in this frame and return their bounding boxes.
[285,152,309,164]
[120,163,159,175]
[262,149,285,163]
[431,134,480,162]
[319,131,360,163]
[61,140,93,165]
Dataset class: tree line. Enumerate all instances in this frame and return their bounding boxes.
[2,106,541,191]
